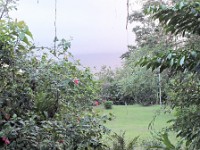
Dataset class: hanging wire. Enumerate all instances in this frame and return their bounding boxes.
[54,0,57,50]
[126,30,129,51]
[53,0,60,112]
[126,0,130,52]
[126,0,129,30]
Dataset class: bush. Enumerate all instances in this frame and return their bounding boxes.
[0,18,110,149]
[111,132,139,150]
[104,101,113,109]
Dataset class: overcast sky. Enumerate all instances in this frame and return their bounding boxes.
[11,0,139,70]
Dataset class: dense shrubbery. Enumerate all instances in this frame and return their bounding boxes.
[98,0,200,148]
[140,0,200,149]
[2,0,200,149]
[104,101,113,109]
[0,5,111,149]
[97,65,159,106]
[96,0,170,106]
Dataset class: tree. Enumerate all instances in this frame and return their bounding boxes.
[118,0,171,105]
[0,0,18,19]
[140,0,200,73]
[139,0,200,148]
[118,47,159,105]
[96,66,121,103]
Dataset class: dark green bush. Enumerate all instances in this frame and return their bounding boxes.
[0,17,110,149]
[104,101,113,109]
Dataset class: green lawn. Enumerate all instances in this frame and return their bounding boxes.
[95,105,174,141]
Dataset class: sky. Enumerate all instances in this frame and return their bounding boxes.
[10,0,140,70]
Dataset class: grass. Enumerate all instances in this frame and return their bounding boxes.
[95,104,174,142]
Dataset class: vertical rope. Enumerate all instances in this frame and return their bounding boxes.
[54,0,59,113]
[126,0,130,52]
[54,0,57,50]
[126,28,129,51]
[126,0,129,30]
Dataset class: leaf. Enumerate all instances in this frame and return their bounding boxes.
[191,51,197,58]
[162,133,175,149]
[170,58,174,67]
[167,53,172,60]
[179,1,185,9]
[25,30,33,39]
[146,63,152,70]
[19,32,25,40]
[180,56,185,66]
[43,111,48,118]
[127,136,139,149]
[17,21,26,28]
[150,1,200,36]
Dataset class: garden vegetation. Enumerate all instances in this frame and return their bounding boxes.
[1,0,200,149]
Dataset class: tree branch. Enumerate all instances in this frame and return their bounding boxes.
[0,0,10,20]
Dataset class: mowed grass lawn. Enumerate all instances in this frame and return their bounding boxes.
[95,105,174,141]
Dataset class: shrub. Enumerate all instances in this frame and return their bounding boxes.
[0,17,109,149]
[111,132,139,150]
[104,101,113,109]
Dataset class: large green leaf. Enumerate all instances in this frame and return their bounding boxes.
[146,0,200,36]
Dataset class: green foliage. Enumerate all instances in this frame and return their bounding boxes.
[146,0,200,36]
[104,101,113,109]
[165,73,200,149]
[143,132,186,150]
[118,46,166,106]
[0,8,109,150]
[139,0,200,149]
[139,48,200,73]
[98,47,163,106]
[110,132,139,150]
[97,66,120,102]
[119,0,171,106]
[0,20,33,117]
[0,112,110,149]
[127,0,167,50]
[0,0,19,19]
[140,0,200,73]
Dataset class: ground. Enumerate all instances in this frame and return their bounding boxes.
[95,104,174,143]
